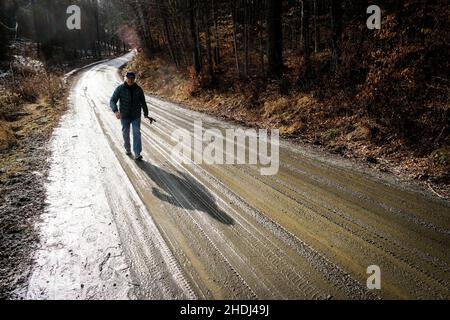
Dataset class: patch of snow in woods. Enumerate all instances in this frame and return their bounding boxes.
[12,55,44,72]
[0,71,10,80]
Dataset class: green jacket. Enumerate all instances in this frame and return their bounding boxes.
[110,83,149,120]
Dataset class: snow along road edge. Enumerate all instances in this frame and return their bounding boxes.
[25,53,196,300]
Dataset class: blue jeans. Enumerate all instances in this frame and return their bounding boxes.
[121,117,142,156]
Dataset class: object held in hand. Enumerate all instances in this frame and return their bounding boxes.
[146,116,156,124]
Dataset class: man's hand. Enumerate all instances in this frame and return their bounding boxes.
[115,111,122,120]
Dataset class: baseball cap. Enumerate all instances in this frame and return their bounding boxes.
[126,72,136,79]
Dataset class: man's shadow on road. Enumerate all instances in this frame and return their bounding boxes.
[136,160,234,226]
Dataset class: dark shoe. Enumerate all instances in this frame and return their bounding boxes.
[126,151,132,156]
[135,155,143,162]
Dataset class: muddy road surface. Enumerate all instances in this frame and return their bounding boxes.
[25,54,450,300]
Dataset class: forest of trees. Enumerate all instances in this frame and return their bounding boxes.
[0,0,132,66]
[115,0,372,79]
[118,0,448,155]
[1,0,448,157]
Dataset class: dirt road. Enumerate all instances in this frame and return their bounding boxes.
[26,54,450,300]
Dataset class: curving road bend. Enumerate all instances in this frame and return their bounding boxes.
[26,53,450,300]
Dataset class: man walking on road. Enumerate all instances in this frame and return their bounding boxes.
[110,72,154,161]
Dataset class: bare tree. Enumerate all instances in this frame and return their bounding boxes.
[266,0,283,77]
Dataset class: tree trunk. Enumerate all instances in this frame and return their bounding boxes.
[189,0,201,76]
[212,0,221,65]
[204,13,214,79]
[243,1,249,77]
[313,0,319,53]
[266,0,283,77]
[302,0,311,74]
[163,16,179,69]
[232,3,240,77]
[331,0,343,71]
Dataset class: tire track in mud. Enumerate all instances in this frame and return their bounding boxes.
[146,131,330,300]
[143,93,449,299]
[139,96,450,299]
[281,160,450,236]
[142,96,446,298]
[138,111,374,299]
[243,170,450,297]
[270,173,450,274]
[283,145,450,223]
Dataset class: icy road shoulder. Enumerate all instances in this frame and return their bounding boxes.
[25,58,194,300]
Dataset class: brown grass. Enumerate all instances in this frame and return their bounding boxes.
[0,122,16,151]
[0,63,64,154]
